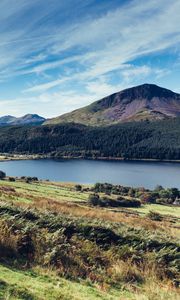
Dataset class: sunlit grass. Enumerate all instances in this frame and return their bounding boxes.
[130,203,180,218]
[0,179,179,299]
[0,264,131,300]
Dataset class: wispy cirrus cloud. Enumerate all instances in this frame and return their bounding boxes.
[24,0,180,91]
[0,0,179,116]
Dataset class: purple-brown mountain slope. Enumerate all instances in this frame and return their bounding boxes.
[45,84,180,126]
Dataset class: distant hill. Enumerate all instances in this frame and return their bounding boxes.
[0,114,46,126]
[45,84,180,126]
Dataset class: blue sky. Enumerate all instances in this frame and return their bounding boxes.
[0,0,179,117]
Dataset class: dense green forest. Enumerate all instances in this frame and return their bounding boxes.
[0,118,180,160]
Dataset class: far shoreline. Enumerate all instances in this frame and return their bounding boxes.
[0,153,180,163]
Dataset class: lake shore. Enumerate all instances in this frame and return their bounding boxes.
[0,153,180,163]
[0,154,45,162]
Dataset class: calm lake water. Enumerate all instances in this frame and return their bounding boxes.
[0,159,180,189]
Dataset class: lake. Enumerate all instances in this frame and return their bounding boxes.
[0,159,179,189]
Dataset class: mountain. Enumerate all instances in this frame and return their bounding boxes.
[45,84,180,126]
[0,114,46,126]
[0,115,17,125]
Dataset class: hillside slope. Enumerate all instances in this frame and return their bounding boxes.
[0,179,179,300]
[45,84,180,126]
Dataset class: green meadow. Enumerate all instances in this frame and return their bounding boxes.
[0,178,179,300]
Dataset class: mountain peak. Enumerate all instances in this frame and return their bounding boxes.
[45,83,180,126]
[119,83,176,100]
[0,114,46,126]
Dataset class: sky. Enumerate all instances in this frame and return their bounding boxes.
[0,0,179,117]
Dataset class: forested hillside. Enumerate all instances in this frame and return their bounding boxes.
[0,118,180,160]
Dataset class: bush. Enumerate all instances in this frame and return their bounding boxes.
[116,198,141,208]
[32,177,38,181]
[99,196,115,207]
[9,177,15,182]
[156,198,174,205]
[154,185,164,192]
[88,194,100,206]
[173,198,180,206]
[100,197,141,208]
[0,170,6,180]
[22,176,38,183]
[82,187,90,192]
[89,194,141,208]
[147,211,163,221]
[17,232,35,260]
[75,184,82,191]
[25,177,31,184]
[140,193,156,204]
[93,182,112,193]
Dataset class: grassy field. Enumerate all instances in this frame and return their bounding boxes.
[0,264,126,300]
[131,203,180,217]
[0,178,179,300]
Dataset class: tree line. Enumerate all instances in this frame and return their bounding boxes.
[0,118,180,160]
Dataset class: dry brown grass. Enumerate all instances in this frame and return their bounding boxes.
[0,219,19,257]
[0,180,177,239]
[0,180,179,238]
[0,180,179,300]
[14,196,177,237]
[107,258,180,300]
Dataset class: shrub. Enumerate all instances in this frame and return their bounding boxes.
[110,259,144,284]
[173,198,180,206]
[27,176,38,182]
[128,188,136,197]
[140,193,156,204]
[75,184,82,191]
[147,211,163,221]
[116,197,141,207]
[168,188,180,200]
[25,177,31,184]
[9,177,15,182]
[89,194,141,208]
[23,176,38,183]
[0,170,6,180]
[100,196,141,208]
[93,183,101,192]
[116,198,141,208]
[154,185,164,192]
[93,182,112,193]
[82,187,89,192]
[156,198,174,205]
[88,194,100,206]
[17,232,35,260]
[99,196,115,207]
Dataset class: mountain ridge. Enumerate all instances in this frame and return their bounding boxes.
[44,83,180,126]
[0,114,46,126]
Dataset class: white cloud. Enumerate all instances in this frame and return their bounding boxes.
[121,66,152,82]
[0,66,167,118]
[22,0,180,93]
[24,78,66,93]
[0,0,179,116]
